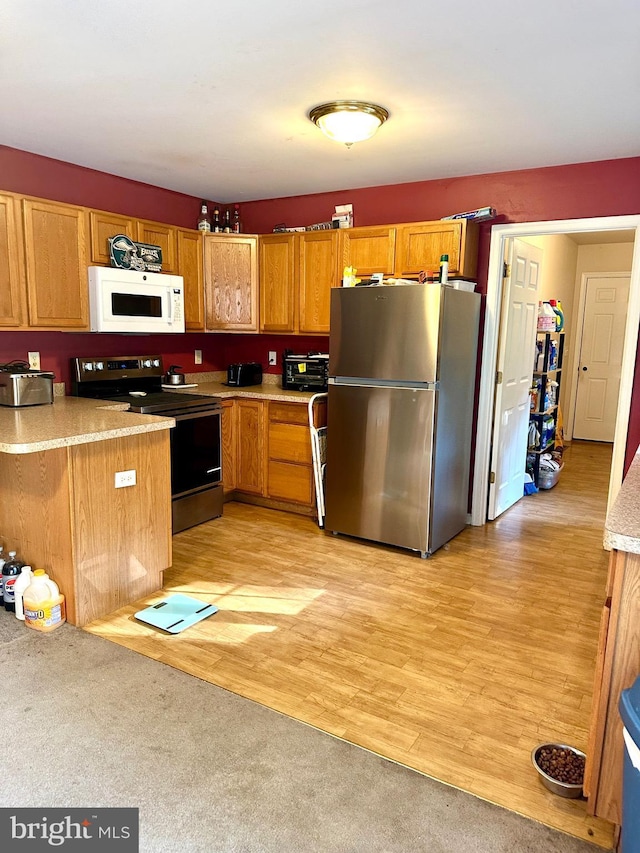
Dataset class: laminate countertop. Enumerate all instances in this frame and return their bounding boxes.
[604,449,640,554]
[0,383,324,455]
[171,381,325,404]
[0,396,175,455]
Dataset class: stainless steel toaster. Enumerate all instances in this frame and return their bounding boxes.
[0,368,55,407]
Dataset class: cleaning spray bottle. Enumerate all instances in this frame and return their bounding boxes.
[549,299,564,331]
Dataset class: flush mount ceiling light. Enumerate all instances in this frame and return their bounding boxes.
[308,100,389,147]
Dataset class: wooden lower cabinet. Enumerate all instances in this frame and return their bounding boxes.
[267,404,314,505]
[586,549,640,826]
[221,399,237,493]
[223,397,326,514]
[0,432,172,627]
[235,399,265,494]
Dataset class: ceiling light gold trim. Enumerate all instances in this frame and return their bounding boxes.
[308,100,389,146]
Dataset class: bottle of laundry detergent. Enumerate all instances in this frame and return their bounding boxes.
[549,299,564,331]
[23,570,66,632]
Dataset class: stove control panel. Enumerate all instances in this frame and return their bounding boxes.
[72,355,163,383]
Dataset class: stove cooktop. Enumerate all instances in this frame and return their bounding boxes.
[108,391,220,415]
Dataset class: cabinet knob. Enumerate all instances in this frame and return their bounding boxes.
[582,366,588,372]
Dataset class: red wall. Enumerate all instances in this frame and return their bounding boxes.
[3,145,640,469]
[240,157,640,471]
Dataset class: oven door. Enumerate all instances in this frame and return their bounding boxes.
[170,408,222,497]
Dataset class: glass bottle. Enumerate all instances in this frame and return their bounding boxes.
[197,202,211,232]
[212,208,221,233]
[232,204,241,233]
[223,209,231,233]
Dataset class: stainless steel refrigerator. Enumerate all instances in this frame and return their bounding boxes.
[325,283,480,557]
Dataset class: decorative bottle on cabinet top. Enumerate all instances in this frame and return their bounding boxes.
[197,202,211,232]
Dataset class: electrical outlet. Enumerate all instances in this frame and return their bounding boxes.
[194,349,203,365]
[28,351,41,370]
[268,351,277,366]
[114,469,137,489]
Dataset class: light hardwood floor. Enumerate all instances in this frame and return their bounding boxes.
[86,440,615,848]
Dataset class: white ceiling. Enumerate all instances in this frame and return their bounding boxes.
[2,1,639,203]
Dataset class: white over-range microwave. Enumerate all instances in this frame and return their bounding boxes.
[88,267,185,333]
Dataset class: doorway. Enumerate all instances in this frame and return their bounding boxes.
[472,216,640,527]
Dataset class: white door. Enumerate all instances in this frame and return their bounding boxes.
[488,239,542,520]
[573,274,630,441]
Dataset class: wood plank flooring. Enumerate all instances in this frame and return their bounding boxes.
[86,440,615,848]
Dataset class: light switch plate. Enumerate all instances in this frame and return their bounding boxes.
[194,349,203,365]
[115,470,136,488]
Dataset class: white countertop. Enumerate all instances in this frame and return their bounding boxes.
[604,449,640,554]
[0,396,175,454]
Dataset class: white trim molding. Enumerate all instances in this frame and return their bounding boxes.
[471,216,640,527]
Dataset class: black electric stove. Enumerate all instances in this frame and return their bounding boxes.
[70,355,218,414]
[70,355,223,533]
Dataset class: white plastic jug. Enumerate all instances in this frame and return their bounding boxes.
[13,565,34,621]
[23,570,66,632]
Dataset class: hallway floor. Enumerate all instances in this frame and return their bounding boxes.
[86,440,615,848]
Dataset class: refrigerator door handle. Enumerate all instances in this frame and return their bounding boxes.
[329,377,440,391]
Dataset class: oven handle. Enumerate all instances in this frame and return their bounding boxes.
[166,406,221,422]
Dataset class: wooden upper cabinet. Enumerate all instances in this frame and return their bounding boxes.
[204,235,258,332]
[340,226,396,277]
[22,199,89,329]
[395,220,479,279]
[177,228,204,331]
[89,210,136,265]
[0,193,26,327]
[137,219,178,273]
[299,231,337,335]
[260,233,296,333]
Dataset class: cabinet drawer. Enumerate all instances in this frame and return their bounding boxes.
[268,461,313,504]
[269,402,309,426]
[269,422,312,464]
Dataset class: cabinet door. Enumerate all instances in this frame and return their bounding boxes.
[266,402,314,505]
[177,228,204,331]
[204,235,258,332]
[137,220,178,272]
[340,226,396,277]
[89,210,136,265]
[236,399,264,494]
[0,193,26,327]
[260,233,296,333]
[220,399,237,493]
[22,199,89,329]
[299,231,338,334]
[396,220,479,278]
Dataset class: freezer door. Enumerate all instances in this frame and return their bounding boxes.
[324,383,435,554]
[329,285,443,382]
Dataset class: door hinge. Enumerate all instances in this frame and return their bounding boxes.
[503,262,511,278]
[496,370,503,385]
[490,471,496,484]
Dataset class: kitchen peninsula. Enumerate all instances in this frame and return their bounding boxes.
[0,397,174,626]
[586,447,640,830]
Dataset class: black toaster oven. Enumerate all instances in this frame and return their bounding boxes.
[282,352,329,392]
